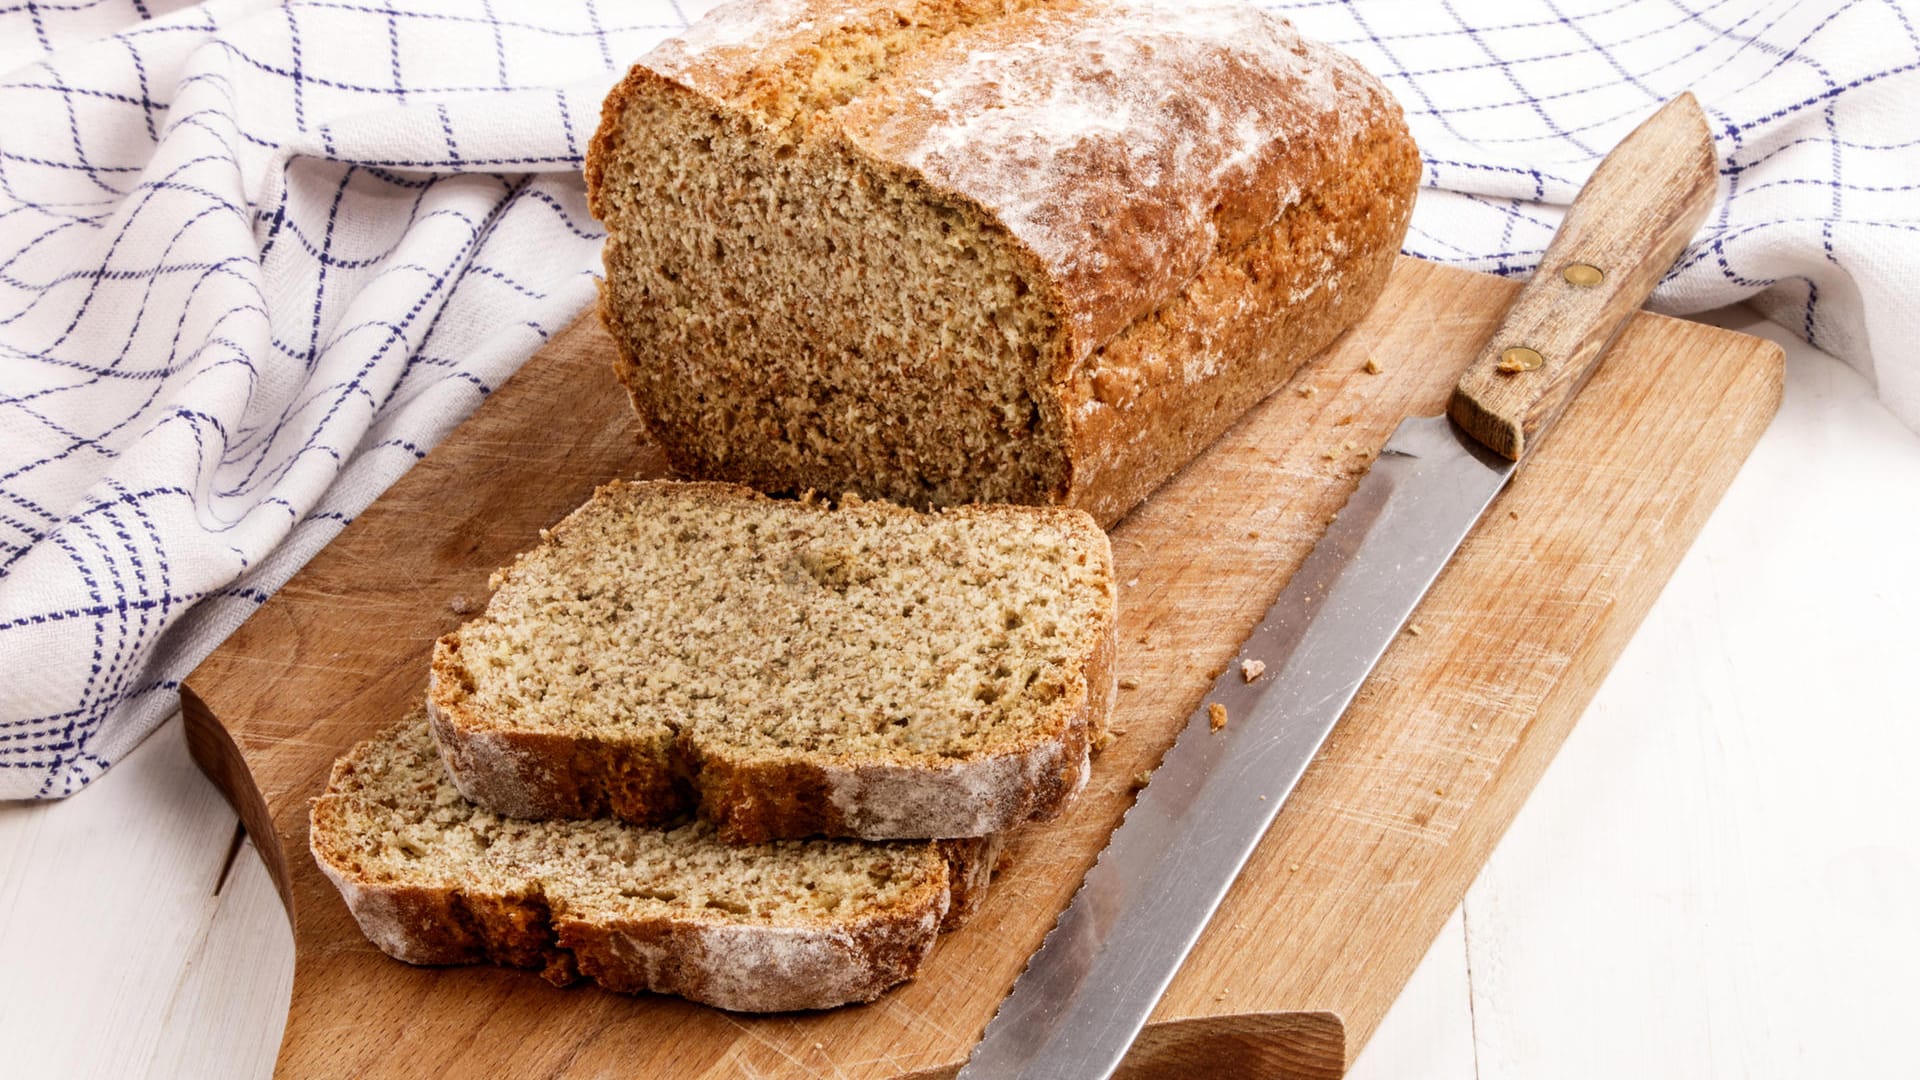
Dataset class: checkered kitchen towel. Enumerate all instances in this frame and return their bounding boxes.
[4,0,1915,798]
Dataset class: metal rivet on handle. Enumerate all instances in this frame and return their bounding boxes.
[1496,346,1545,373]
[1562,262,1604,287]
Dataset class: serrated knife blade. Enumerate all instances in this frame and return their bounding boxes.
[956,92,1718,1079]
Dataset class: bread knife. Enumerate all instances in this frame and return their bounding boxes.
[956,93,1717,1079]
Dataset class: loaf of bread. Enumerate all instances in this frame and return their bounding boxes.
[311,717,999,1012]
[428,480,1116,842]
[586,0,1419,527]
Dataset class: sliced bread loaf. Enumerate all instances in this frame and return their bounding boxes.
[311,716,999,1012]
[586,0,1419,526]
[429,480,1116,842]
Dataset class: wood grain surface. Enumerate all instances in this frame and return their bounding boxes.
[1448,94,1717,461]
[180,256,1782,1079]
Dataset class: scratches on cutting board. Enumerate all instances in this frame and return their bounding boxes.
[186,258,1785,1077]
[710,1016,837,1080]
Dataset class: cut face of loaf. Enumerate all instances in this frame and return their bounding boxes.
[310,717,1000,1013]
[585,0,1420,526]
[429,481,1117,842]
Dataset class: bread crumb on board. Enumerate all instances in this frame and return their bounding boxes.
[1208,702,1229,732]
[1406,623,1424,637]
[1119,676,1140,690]
[1364,356,1383,375]
[1240,659,1267,682]
[447,594,475,616]
[1296,384,1318,398]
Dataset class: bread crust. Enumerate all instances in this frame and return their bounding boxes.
[587,0,1420,527]
[310,729,1002,1012]
[688,612,1115,843]
[1060,157,1411,524]
[424,697,688,826]
[428,481,1118,842]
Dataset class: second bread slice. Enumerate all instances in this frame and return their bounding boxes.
[313,716,996,1012]
[429,481,1116,842]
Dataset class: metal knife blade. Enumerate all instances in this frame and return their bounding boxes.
[957,92,1718,1079]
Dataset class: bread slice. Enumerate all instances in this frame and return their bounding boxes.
[429,480,1116,842]
[585,0,1419,526]
[311,717,1000,1012]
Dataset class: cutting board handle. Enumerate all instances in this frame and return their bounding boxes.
[1448,93,1717,461]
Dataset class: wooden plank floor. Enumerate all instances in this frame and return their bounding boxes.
[3,309,1916,1078]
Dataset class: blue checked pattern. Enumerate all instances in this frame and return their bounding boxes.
[2,0,1912,799]
[1269,0,1920,419]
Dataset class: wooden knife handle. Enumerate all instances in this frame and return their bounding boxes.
[1448,93,1717,461]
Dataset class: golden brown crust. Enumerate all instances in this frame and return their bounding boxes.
[1063,134,1417,523]
[586,0,1420,527]
[832,1,1394,355]
[832,2,1420,524]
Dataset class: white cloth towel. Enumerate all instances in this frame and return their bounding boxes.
[3,0,1914,798]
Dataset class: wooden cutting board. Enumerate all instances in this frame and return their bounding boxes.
[181,256,1782,1079]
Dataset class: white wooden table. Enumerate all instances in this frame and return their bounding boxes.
[3,308,1915,1079]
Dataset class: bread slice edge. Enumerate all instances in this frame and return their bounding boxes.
[309,723,1006,1012]
[426,481,1119,842]
[428,612,1115,842]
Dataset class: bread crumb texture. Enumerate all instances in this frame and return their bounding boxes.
[431,481,1117,842]
[1208,702,1229,732]
[586,0,1418,527]
[311,717,998,1012]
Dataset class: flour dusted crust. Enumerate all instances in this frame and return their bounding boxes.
[427,481,1118,843]
[833,1,1389,350]
[310,720,1002,1012]
[588,0,1419,526]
